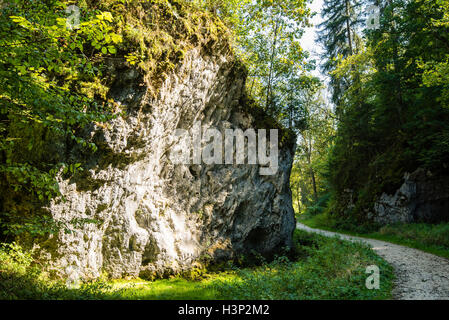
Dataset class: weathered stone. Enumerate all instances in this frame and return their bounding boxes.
[373,168,449,225]
[16,48,295,280]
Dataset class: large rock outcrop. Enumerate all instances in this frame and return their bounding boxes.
[22,45,296,280]
[372,168,449,225]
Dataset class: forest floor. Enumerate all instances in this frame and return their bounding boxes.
[1,229,394,300]
[297,223,449,300]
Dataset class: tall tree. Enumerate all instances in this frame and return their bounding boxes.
[323,0,449,224]
[318,0,363,107]
[290,80,335,213]
[236,0,311,118]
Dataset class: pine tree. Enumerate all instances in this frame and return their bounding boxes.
[318,0,364,107]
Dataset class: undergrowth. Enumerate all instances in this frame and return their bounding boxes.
[300,213,449,260]
[210,230,393,300]
[0,230,394,300]
[0,242,122,299]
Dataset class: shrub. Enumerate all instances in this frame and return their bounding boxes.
[379,222,449,249]
[211,230,394,300]
[0,242,122,300]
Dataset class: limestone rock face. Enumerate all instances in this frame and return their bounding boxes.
[373,168,449,225]
[31,48,295,279]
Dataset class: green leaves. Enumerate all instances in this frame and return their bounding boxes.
[66,163,82,174]
[96,11,113,23]
[0,1,123,236]
[9,15,33,29]
[227,0,311,118]
[213,230,394,300]
[194,0,311,116]
[108,46,117,54]
[317,0,449,225]
[75,10,122,56]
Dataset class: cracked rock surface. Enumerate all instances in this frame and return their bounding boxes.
[9,48,296,280]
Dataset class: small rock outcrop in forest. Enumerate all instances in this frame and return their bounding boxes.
[372,168,449,225]
[2,8,296,279]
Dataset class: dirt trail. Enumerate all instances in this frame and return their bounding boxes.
[297,223,449,300]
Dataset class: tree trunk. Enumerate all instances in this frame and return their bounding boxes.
[303,132,318,203]
[308,137,318,202]
[345,0,353,56]
[266,18,281,112]
[296,182,301,213]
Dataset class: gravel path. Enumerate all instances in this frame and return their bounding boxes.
[297,223,449,300]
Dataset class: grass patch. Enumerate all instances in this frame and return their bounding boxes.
[104,273,236,300]
[0,242,123,300]
[0,230,394,300]
[299,213,449,260]
[210,230,394,300]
